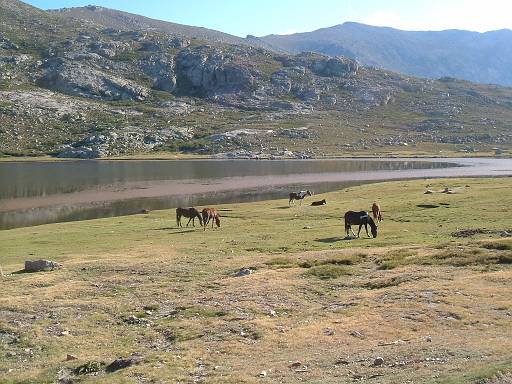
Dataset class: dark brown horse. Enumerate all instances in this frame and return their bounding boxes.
[201,208,221,231]
[344,211,378,238]
[372,202,383,222]
[311,199,327,206]
[289,190,312,206]
[176,207,203,228]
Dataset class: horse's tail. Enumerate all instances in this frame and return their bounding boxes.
[176,208,180,226]
[344,213,350,234]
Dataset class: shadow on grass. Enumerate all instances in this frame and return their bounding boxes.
[315,237,345,243]
[153,228,197,233]
[274,206,291,210]
[417,204,439,209]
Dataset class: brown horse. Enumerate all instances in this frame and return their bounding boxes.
[201,208,221,230]
[176,207,203,228]
[372,202,383,222]
[289,190,312,206]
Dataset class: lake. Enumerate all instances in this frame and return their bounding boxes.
[1,157,511,229]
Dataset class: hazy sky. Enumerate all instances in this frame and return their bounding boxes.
[25,0,512,37]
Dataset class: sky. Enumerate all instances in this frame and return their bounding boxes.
[24,0,512,37]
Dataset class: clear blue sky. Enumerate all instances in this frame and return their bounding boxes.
[24,0,512,37]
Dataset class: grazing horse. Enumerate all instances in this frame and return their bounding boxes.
[176,207,203,228]
[344,211,378,238]
[289,190,312,206]
[372,202,383,222]
[201,208,221,231]
[311,199,327,206]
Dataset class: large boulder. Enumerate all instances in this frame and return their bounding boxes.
[24,260,62,272]
[38,58,150,101]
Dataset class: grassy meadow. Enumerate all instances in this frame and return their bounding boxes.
[1,177,512,383]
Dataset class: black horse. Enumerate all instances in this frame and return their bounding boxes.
[289,190,312,206]
[176,207,203,227]
[311,199,327,206]
[344,211,378,238]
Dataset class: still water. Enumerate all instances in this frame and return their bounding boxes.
[1,158,509,229]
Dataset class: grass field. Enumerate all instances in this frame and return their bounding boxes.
[1,177,512,383]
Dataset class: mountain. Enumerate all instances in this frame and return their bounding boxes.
[50,5,248,46]
[1,1,511,159]
[253,22,512,86]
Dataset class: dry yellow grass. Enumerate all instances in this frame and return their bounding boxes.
[1,178,512,383]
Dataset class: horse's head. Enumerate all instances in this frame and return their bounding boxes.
[307,190,313,196]
[322,199,326,204]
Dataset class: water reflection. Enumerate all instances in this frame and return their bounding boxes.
[0,159,455,229]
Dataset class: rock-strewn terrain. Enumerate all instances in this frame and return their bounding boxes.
[1,0,512,158]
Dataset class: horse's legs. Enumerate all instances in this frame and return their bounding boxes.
[365,223,370,237]
[186,217,193,227]
[357,225,362,237]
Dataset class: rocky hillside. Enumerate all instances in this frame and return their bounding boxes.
[253,22,512,87]
[1,1,512,158]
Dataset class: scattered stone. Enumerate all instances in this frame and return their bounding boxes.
[372,357,385,367]
[6,351,16,357]
[66,354,78,361]
[323,328,336,336]
[426,336,432,342]
[349,330,365,339]
[59,330,70,336]
[74,360,104,375]
[24,259,62,272]
[106,353,143,373]
[303,226,312,230]
[268,309,277,317]
[335,358,349,365]
[123,315,152,327]
[259,370,267,378]
[289,361,302,368]
[234,267,254,277]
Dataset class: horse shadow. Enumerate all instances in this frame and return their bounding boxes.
[275,206,291,210]
[315,236,344,243]
[153,228,196,233]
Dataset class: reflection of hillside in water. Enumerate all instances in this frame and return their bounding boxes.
[0,159,452,199]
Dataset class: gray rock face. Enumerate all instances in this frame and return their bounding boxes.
[175,48,254,96]
[311,57,359,77]
[89,40,127,58]
[24,260,62,272]
[38,58,149,101]
[139,56,176,92]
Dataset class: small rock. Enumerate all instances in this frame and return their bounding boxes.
[303,226,312,229]
[234,267,253,277]
[259,370,267,377]
[289,361,302,368]
[6,351,16,357]
[349,330,365,338]
[424,190,434,194]
[372,357,384,367]
[66,354,78,361]
[335,358,349,365]
[268,309,277,317]
[426,336,432,342]
[106,353,143,372]
[59,330,70,336]
[323,328,336,336]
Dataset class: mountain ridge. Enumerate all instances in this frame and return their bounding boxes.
[254,22,512,86]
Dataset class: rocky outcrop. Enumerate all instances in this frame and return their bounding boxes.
[38,58,150,101]
[175,48,255,96]
[280,53,359,77]
[139,55,176,92]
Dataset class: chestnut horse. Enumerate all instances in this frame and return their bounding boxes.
[372,202,383,222]
[201,208,221,230]
[344,211,378,238]
[289,190,312,206]
[176,207,203,228]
